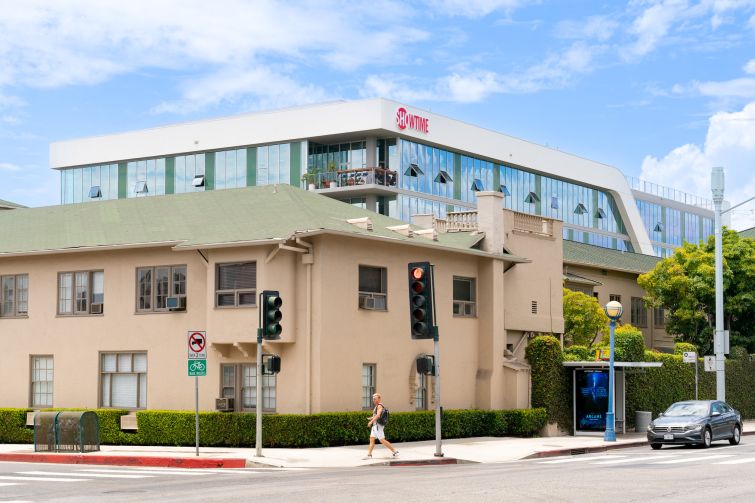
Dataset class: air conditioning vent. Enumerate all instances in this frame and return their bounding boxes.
[531,301,538,314]
[90,303,103,315]
[215,397,235,412]
[359,295,376,310]
[166,296,187,311]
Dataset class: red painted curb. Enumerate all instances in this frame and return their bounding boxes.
[0,453,246,469]
[389,458,459,467]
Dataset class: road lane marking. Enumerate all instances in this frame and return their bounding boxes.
[20,471,153,479]
[592,455,679,465]
[716,457,755,465]
[538,455,626,464]
[0,475,87,482]
[0,482,21,486]
[653,454,734,464]
[77,468,210,476]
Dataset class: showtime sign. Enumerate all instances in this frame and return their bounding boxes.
[396,107,429,134]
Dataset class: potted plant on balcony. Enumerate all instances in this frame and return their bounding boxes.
[302,172,316,191]
[327,162,338,188]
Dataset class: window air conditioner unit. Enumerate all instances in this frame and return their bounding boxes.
[215,398,235,412]
[359,295,375,310]
[166,296,187,311]
[90,303,103,314]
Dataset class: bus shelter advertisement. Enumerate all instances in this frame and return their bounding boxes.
[575,369,609,432]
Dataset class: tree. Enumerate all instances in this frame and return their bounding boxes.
[562,288,609,347]
[638,228,755,353]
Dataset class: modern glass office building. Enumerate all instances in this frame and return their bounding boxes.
[52,98,715,257]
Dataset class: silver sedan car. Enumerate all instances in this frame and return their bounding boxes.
[646,400,742,449]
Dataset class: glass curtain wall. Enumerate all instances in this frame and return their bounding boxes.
[61,164,119,204]
[214,148,247,190]
[127,158,166,198]
[174,153,206,194]
[399,139,464,200]
[308,141,368,175]
[257,143,291,186]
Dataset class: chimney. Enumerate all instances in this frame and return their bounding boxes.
[475,191,504,254]
[411,213,435,230]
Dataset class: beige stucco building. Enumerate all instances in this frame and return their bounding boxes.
[0,185,566,415]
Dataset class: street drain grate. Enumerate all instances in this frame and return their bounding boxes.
[570,449,587,455]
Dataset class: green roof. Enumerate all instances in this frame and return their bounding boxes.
[0,185,517,260]
[739,226,755,239]
[0,198,25,209]
[563,240,661,274]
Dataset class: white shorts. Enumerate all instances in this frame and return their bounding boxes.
[370,423,385,440]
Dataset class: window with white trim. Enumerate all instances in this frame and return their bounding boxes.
[358,266,387,310]
[221,363,275,411]
[100,352,147,409]
[216,262,256,307]
[58,271,104,315]
[453,276,476,317]
[136,265,187,312]
[1,274,28,317]
[30,355,53,407]
[362,364,376,409]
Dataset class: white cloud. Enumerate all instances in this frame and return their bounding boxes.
[0,162,21,171]
[623,0,687,59]
[554,16,619,41]
[640,101,755,231]
[744,59,755,74]
[424,0,529,18]
[694,78,755,98]
[750,13,755,29]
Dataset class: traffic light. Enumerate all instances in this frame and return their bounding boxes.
[261,290,282,340]
[263,354,281,375]
[416,354,434,375]
[408,262,434,339]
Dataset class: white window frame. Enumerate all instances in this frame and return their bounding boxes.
[452,276,477,317]
[58,270,104,316]
[1,273,28,317]
[100,352,147,409]
[30,355,53,408]
[221,363,276,412]
[215,262,257,308]
[362,363,376,410]
[358,265,387,311]
[136,265,187,312]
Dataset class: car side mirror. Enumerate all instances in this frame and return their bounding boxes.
[658,412,663,417]
[711,411,721,417]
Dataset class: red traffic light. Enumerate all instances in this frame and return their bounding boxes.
[411,267,424,280]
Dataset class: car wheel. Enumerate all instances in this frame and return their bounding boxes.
[650,443,662,450]
[729,425,741,445]
[702,427,712,448]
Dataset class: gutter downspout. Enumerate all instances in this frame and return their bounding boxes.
[296,237,314,414]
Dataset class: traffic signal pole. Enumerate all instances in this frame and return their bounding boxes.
[256,290,283,458]
[255,299,263,457]
[429,265,442,457]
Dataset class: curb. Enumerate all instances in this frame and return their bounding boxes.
[387,457,465,467]
[522,440,649,460]
[0,453,246,469]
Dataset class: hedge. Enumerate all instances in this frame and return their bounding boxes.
[0,408,546,447]
[526,334,755,432]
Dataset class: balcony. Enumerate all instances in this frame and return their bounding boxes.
[301,167,398,194]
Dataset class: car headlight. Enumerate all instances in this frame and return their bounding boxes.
[647,423,654,432]
[686,424,703,431]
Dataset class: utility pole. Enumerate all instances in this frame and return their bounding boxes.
[711,167,726,402]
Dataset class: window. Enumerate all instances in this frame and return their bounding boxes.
[136,265,187,312]
[30,356,53,407]
[416,372,428,410]
[609,294,621,303]
[654,307,666,328]
[362,364,376,410]
[631,297,647,327]
[1,274,28,317]
[216,262,256,307]
[58,271,104,315]
[220,363,276,411]
[100,352,147,409]
[358,266,387,310]
[453,277,476,317]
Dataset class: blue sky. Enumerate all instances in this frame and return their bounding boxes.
[1,0,754,229]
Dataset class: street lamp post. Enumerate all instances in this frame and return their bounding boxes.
[604,300,623,442]
[711,167,726,402]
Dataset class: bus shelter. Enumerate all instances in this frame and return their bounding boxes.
[563,361,662,436]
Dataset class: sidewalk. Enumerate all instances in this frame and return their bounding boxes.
[2,420,753,469]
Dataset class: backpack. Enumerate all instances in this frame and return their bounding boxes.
[377,404,390,425]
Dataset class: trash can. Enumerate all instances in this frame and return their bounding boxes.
[635,411,652,433]
[33,411,99,453]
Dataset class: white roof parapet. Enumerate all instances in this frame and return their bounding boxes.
[414,228,438,241]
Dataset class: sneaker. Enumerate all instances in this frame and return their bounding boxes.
[392,450,399,458]
[362,454,372,460]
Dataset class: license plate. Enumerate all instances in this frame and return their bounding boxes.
[663,434,674,440]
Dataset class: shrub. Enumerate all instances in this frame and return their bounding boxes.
[526,335,571,431]
[563,345,593,361]
[674,342,698,355]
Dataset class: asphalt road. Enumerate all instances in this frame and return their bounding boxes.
[1,442,754,502]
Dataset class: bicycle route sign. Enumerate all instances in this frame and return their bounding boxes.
[187,331,207,377]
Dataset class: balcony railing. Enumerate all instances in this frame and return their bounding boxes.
[446,211,478,231]
[626,175,714,210]
[513,212,553,237]
[301,167,398,190]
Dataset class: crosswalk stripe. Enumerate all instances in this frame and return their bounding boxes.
[653,454,734,464]
[77,468,210,476]
[20,470,152,479]
[539,455,626,464]
[592,455,678,465]
[0,482,21,487]
[716,457,755,465]
[0,475,87,482]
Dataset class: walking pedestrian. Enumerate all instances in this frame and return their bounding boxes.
[364,392,399,459]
